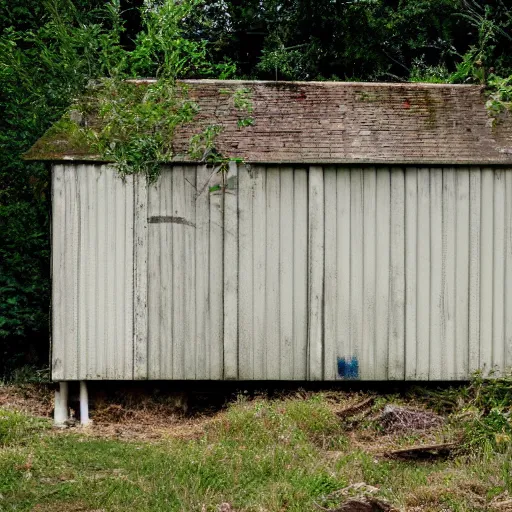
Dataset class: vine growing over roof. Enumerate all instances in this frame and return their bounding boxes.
[48,0,245,182]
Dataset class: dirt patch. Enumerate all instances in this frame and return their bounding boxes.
[75,391,221,441]
[74,413,218,442]
[0,384,53,417]
[0,384,221,441]
[0,385,457,447]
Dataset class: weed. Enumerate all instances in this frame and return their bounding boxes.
[6,365,50,384]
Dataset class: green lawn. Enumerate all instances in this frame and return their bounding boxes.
[0,390,511,511]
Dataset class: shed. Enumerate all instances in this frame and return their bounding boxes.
[26,80,512,421]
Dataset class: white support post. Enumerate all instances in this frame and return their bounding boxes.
[79,381,90,426]
[54,381,69,427]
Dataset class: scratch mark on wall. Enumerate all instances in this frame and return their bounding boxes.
[148,216,196,227]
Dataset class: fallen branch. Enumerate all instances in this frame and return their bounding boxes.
[335,397,375,419]
[314,497,396,512]
[383,442,459,460]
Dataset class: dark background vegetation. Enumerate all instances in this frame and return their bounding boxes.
[1,0,511,379]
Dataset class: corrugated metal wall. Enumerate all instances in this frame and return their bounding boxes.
[52,164,134,380]
[52,163,512,381]
[238,167,309,379]
[145,166,224,379]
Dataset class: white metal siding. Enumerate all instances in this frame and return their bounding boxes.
[52,164,512,380]
[52,164,134,380]
[145,165,224,379]
[238,166,309,379]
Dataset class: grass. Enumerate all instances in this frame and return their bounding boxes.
[0,390,511,511]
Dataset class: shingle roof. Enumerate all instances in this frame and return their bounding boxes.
[24,79,512,165]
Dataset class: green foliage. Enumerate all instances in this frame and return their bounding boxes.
[233,87,254,127]
[81,80,201,181]
[45,0,238,181]
[459,372,512,452]
[416,372,512,453]
[7,365,50,384]
[409,59,451,83]
[189,124,224,162]
[129,0,234,79]
[0,0,131,375]
[486,74,512,114]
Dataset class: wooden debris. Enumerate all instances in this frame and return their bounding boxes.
[314,483,397,512]
[383,442,459,460]
[335,397,375,419]
[315,497,396,512]
[335,498,395,511]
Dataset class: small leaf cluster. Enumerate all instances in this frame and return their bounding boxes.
[486,74,512,115]
[233,87,255,128]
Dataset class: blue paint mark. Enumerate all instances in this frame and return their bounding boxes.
[337,357,359,379]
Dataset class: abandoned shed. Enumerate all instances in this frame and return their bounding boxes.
[26,80,512,419]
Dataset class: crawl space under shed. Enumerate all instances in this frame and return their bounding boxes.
[26,80,512,394]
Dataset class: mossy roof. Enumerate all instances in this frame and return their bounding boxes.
[24,79,512,165]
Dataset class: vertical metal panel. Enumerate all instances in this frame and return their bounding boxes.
[415,168,431,379]
[279,167,295,379]
[52,164,134,380]
[195,165,212,379]
[429,168,444,379]
[308,166,325,380]
[52,165,78,381]
[237,166,309,380]
[146,165,223,379]
[505,171,512,369]
[183,166,198,378]
[493,170,506,372]
[455,170,470,379]
[238,165,255,378]
[209,173,224,379]
[265,167,281,378]
[362,168,377,379]
[405,168,418,379]
[224,162,238,379]
[335,169,351,379]
[133,174,148,379]
[480,168,494,370]
[389,168,405,379]
[374,169,391,380]
[443,169,456,379]
[324,167,338,380]
[171,166,186,379]
[469,169,481,372]
[293,169,309,379]
[349,169,364,376]
[147,170,171,378]
[251,166,267,379]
